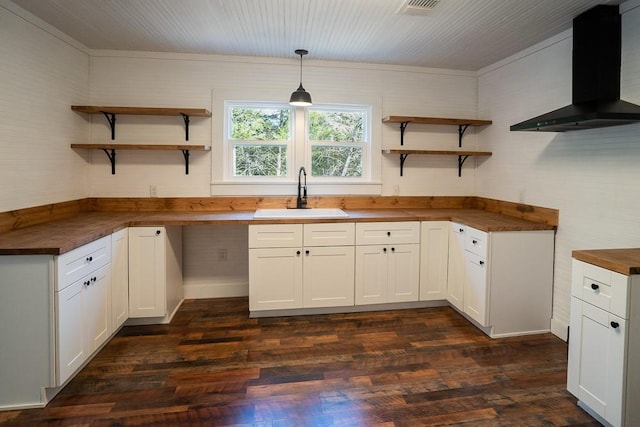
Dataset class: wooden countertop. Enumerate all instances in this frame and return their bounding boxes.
[0,208,555,256]
[572,248,640,275]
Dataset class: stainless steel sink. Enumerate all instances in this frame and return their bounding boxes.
[253,208,349,219]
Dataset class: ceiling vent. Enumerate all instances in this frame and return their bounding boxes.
[397,0,441,15]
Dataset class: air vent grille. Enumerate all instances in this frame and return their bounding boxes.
[397,0,441,15]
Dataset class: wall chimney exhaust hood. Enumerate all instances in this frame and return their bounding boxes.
[510,5,640,132]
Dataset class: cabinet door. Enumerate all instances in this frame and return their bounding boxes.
[84,265,111,353]
[303,246,355,308]
[464,252,488,326]
[568,297,626,426]
[129,227,166,318]
[447,223,466,311]
[111,228,128,331]
[355,245,388,305]
[388,244,420,303]
[56,281,86,385]
[249,248,303,311]
[420,221,449,301]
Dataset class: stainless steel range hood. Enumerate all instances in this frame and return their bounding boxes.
[510,5,640,132]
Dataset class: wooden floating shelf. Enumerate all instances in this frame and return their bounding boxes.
[382,149,492,177]
[71,106,211,117]
[71,105,211,141]
[71,144,211,175]
[382,116,492,127]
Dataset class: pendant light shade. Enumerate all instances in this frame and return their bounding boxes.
[290,49,312,106]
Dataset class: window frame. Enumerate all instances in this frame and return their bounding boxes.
[305,104,371,183]
[223,101,294,183]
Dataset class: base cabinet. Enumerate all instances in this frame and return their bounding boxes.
[110,228,128,331]
[355,222,420,305]
[420,221,449,301]
[128,226,183,321]
[249,223,355,312]
[446,223,465,310]
[568,259,640,427]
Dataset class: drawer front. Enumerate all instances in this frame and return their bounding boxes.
[578,261,630,318]
[56,235,111,291]
[465,227,488,258]
[304,223,355,247]
[355,221,420,245]
[249,224,303,248]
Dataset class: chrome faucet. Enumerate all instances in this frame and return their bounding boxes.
[296,166,308,209]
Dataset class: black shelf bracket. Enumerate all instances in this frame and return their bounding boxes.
[458,155,469,177]
[181,113,190,141]
[101,112,116,140]
[399,121,409,146]
[181,149,191,174]
[399,153,409,176]
[458,124,469,148]
[101,148,116,174]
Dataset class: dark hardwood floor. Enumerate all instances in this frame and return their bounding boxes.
[1,298,600,426]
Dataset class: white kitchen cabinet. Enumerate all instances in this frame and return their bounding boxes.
[355,222,420,305]
[448,224,554,337]
[248,223,355,312]
[110,228,128,331]
[128,226,183,322]
[446,223,465,311]
[568,258,640,427]
[419,221,449,301]
[55,280,85,385]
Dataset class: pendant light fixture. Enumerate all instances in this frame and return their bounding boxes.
[289,49,312,106]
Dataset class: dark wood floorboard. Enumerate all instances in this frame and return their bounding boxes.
[1,298,601,426]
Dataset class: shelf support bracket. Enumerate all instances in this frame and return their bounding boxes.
[399,153,409,176]
[458,124,469,148]
[101,148,116,174]
[458,155,469,177]
[181,113,190,141]
[181,149,191,174]
[399,122,409,146]
[101,112,116,140]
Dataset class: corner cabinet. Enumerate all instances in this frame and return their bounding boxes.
[382,115,492,176]
[568,256,640,427]
[70,105,211,174]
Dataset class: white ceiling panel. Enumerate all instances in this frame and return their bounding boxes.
[9,0,621,70]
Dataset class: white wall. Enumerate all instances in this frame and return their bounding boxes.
[0,1,90,212]
[477,1,640,339]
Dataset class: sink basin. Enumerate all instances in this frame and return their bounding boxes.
[253,208,349,219]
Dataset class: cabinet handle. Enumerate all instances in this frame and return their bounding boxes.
[156,230,161,235]
[305,250,310,255]
[591,283,599,290]
[479,260,485,265]
[391,247,395,252]
[459,228,464,233]
[296,250,301,255]
[387,231,391,236]
[472,240,478,244]
[86,256,93,262]
[383,247,387,253]
[611,321,620,329]
[91,277,97,282]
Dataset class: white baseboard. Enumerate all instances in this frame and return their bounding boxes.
[183,281,249,299]
[551,317,569,342]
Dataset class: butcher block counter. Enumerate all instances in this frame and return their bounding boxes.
[0,196,558,255]
[572,248,640,275]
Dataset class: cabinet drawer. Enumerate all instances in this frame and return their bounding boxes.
[56,235,111,291]
[574,260,630,318]
[465,227,488,258]
[355,221,420,245]
[249,224,303,248]
[304,223,355,247]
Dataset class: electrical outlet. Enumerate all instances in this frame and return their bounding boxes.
[217,248,228,262]
[150,185,158,197]
[393,184,400,196]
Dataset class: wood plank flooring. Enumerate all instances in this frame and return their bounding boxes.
[1,298,600,426]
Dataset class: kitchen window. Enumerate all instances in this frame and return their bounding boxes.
[215,94,380,196]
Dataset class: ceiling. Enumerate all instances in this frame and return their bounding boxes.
[10,0,620,71]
